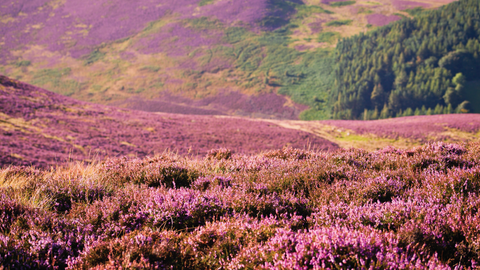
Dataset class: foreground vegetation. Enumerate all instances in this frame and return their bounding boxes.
[1,143,480,269]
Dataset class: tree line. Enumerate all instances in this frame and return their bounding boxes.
[328,0,480,119]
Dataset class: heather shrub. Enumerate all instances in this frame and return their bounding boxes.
[146,187,227,230]
[396,196,475,267]
[410,142,471,172]
[230,190,312,218]
[310,199,418,231]
[206,148,232,160]
[183,214,305,269]
[0,193,30,233]
[134,164,198,188]
[100,156,200,188]
[68,186,151,238]
[274,163,348,195]
[361,176,406,203]
[317,175,407,206]
[191,176,232,191]
[228,226,448,269]
[38,179,112,212]
[1,209,85,269]
[68,229,183,269]
[260,146,312,160]
[0,235,37,269]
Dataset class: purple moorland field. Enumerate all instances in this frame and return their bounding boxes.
[137,22,224,57]
[0,75,338,168]
[367,14,402,27]
[322,115,480,141]
[116,90,308,120]
[1,142,479,268]
[391,0,431,10]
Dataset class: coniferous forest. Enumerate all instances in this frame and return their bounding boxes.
[329,0,480,120]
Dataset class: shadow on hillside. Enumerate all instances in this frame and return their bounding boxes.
[260,0,304,29]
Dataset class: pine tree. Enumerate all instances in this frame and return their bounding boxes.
[403,107,413,116]
[434,104,444,115]
[414,108,421,116]
[445,104,453,114]
[371,84,384,106]
[388,91,401,113]
[380,104,389,119]
[371,107,379,120]
[420,105,427,115]
[396,109,403,117]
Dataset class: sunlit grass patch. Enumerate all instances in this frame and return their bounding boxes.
[325,19,353,27]
[139,65,161,72]
[317,31,340,43]
[84,50,106,65]
[329,1,356,7]
[295,5,334,19]
[198,0,215,6]
[31,68,83,96]
[15,60,31,67]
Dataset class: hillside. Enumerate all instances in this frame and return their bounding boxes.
[0,75,338,168]
[3,75,480,168]
[0,0,455,119]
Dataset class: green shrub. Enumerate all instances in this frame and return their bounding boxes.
[15,60,31,67]
[31,68,82,96]
[330,1,356,7]
[325,19,353,26]
[139,66,161,72]
[84,50,106,65]
[198,0,214,6]
[296,5,333,19]
[317,31,340,44]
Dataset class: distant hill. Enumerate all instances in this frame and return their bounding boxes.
[0,0,454,119]
[0,75,338,168]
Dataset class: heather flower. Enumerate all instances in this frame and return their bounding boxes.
[206,148,233,160]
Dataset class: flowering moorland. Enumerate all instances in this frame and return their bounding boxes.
[0,75,338,168]
[1,143,479,269]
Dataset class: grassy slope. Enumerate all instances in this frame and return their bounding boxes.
[1,0,455,119]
